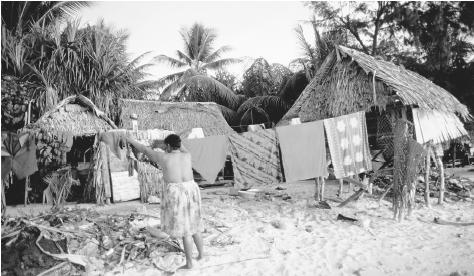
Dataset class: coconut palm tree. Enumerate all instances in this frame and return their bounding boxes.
[290,18,347,80]
[154,23,241,101]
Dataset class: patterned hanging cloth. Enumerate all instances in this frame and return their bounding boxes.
[228,129,282,190]
[323,111,372,178]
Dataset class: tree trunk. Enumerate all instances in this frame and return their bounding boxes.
[438,156,445,204]
[424,151,431,207]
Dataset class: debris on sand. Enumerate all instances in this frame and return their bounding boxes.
[1,208,183,275]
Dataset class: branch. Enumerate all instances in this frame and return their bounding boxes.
[339,17,370,54]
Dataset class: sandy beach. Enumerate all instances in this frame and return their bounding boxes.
[5,179,474,276]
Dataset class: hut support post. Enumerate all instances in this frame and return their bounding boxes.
[365,174,372,195]
[338,179,344,197]
[320,177,325,201]
[452,144,456,168]
[24,176,30,206]
[314,178,320,201]
[424,149,431,207]
[437,155,445,204]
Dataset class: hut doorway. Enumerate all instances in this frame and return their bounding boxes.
[66,135,96,202]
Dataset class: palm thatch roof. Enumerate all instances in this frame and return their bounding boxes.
[118,99,235,136]
[24,95,116,136]
[279,45,470,126]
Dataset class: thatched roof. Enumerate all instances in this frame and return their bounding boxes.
[24,95,116,136]
[119,99,235,136]
[279,45,470,125]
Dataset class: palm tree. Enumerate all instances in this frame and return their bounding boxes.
[154,23,241,100]
[28,20,158,116]
[1,1,90,35]
[290,17,346,80]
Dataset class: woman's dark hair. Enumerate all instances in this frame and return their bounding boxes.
[164,134,181,150]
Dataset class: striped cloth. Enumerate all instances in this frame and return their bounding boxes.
[324,111,372,178]
[229,129,282,190]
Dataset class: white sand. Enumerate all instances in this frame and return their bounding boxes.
[174,180,474,276]
[5,180,474,275]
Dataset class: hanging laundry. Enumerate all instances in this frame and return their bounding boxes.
[100,129,127,159]
[276,120,327,182]
[12,133,38,179]
[1,156,12,181]
[183,136,228,184]
[324,111,372,179]
[1,132,18,180]
[229,129,282,190]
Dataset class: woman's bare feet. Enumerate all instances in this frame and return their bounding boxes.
[146,226,169,239]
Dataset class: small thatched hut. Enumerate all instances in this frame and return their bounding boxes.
[25,95,116,136]
[278,45,471,218]
[20,95,117,204]
[118,99,235,136]
[279,45,470,126]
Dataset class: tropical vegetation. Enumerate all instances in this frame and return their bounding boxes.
[1,1,157,130]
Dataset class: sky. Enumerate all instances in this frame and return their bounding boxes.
[78,1,314,81]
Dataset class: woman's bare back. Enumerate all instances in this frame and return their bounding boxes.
[161,152,194,183]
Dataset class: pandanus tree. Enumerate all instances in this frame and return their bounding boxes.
[1,16,157,128]
[154,23,241,103]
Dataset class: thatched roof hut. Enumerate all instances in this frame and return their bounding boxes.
[278,46,470,142]
[280,46,470,122]
[24,95,116,136]
[118,99,235,136]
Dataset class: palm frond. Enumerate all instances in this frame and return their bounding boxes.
[153,54,188,68]
[160,82,186,101]
[217,104,240,126]
[237,96,289,123]
[204,45,232,63]
[156,71,186,88]
[35,1,92,26]
[240,106,271,126]
[203,58,242,70]
[176,50,192,64]
[295,24,316,63]
[185,75,240,110]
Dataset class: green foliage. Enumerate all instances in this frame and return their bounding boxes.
[241,58,292,97]
[1,18,155,120]
[1,1,91,36]
[237,96,289,124]
[183,75,241,110]
[214,69,240,91]
[306,1,474,113]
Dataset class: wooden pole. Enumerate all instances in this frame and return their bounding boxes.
[314,178,320,201]
[424,149,431,207]
[338,179,344,197]
[452,143,456,168]
[437,156,445,204]
[24,176,30,206]
[320,177,325,201]
[364,174,372,195]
